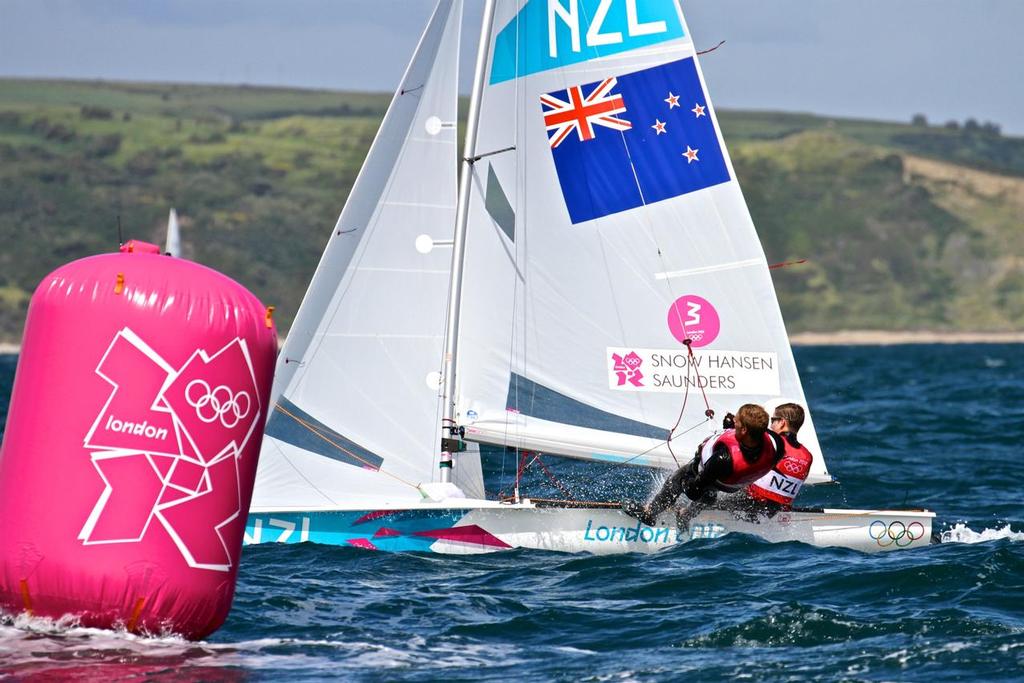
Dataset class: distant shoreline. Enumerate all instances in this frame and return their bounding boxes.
[789,330,1024,346]
[1,331,1022,356]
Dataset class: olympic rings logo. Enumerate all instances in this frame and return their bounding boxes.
[869,520,925,548]
[185,379,252,428]
[779,460,808,476]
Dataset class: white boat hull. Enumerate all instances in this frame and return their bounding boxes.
[245,503,934,554]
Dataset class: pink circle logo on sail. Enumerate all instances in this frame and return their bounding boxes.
[667,295,720,347]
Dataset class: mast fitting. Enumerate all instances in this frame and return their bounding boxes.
[466,145,516,163]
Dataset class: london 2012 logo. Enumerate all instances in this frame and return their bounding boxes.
[611,350,644,387]
[79,327,261,572]
[869,520,925,548]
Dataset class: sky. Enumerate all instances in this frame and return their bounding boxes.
[1,0,1022,134]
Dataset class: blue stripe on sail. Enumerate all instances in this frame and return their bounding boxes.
[490,0,684,85]
[266,396,384,470]
[506,373,666,440]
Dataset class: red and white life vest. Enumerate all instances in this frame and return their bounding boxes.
[699,429,778,491]
[747,434,814,507]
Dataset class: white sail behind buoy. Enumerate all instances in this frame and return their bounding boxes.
[165,208,181,257]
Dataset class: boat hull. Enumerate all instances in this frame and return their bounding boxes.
[245,504,934,554]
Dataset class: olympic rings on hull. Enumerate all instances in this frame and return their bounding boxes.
[185,379,252,428]
[869,520,925,547]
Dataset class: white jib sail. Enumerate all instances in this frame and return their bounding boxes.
[251,0,484,511]
[454,0,830,484]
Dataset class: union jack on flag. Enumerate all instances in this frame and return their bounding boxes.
[541,77,632,149]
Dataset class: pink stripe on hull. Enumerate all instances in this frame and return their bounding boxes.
[354,510,399,525]
[412,525,511,549]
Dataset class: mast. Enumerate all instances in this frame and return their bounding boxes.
[439,0,496,480]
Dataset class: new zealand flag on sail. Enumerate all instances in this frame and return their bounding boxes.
[542,57,730,224]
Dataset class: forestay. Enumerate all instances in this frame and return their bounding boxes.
[454,0,830,483]
[251,0,485,511]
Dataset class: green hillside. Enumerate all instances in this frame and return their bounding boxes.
[1,78,1022,343]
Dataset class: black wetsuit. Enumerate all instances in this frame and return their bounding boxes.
[645,440,762,517]
[633,433,783,526]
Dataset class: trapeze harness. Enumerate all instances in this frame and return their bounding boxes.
[698,429,779,493]
[746,432,814,508]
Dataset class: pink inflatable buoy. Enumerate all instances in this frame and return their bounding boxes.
[0,241,276,639]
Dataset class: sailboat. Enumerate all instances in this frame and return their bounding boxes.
[246,0,933,554]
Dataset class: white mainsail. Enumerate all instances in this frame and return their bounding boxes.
[453,1,830,483]
[251,0,484,511]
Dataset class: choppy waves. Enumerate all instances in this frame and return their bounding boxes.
[8,534,1022,681]
[2,345,1023,681]
[940,523,1024,544]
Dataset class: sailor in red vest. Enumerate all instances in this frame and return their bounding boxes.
[743,403,814,516]
[625,404,781,525]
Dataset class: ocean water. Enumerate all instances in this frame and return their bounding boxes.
[1,345,1023,681]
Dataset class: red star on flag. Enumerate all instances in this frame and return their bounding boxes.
[665,92,680,108]
[692,103,706,117]
[651,119,667,135]
[683,146,700,163]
